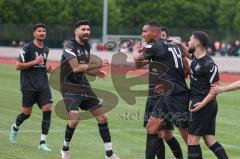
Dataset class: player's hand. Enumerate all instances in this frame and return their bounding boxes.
[133,41,144,53]
[169,38,182,45]
[210,84,223,95]
[102,59,109,67]
[190,102,204,112]
[47,65,55,74]
[34,55,43,64]
[97,70,107,79]
[154,84,164,95]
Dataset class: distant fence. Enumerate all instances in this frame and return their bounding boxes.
[0,24,239,48]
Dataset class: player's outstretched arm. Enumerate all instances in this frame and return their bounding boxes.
[133,51,148,69]
[191,81,219,112]
[132,42,149,68]
[69,57,109,73]
[211,80,240,94]
[16,55,43,70]
[134,60,149,69]
[170,38,192,60]
[182,57,190,78]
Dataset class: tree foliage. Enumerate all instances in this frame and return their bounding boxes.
[0,0,239,46]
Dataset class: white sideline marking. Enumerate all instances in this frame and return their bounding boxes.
[0,129,145,133]
[1,129,239,149]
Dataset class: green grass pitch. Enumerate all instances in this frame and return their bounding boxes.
[0,64,240,159]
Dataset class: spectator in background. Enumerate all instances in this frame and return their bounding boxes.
[127,39,134,52]
[161,27,169,39]
[226,44,232,56]
[220,43,228,56]
[12,40,17,47]
[207,46,215,56]
[233,40,240,56]
[228,44,235,56]
[214,40,221,56]
[62,38,68,48]
[19,40,25,48]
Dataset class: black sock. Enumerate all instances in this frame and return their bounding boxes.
[188,145,203,159]
[166,137,183,159]
[62,124,75,151]
[42,111,52,135]
[156,137,165,159]
[209,142,229,159]
[15,113,30,128]
[146,133,158,159]
[98,122,113,157]
[40,111,51,145]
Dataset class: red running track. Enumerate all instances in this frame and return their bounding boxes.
[1,57,239,83]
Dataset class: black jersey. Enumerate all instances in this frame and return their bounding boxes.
[60,38,90,92]
[18,41,49,91]
[190,54,219,101]
[143,39,189,96]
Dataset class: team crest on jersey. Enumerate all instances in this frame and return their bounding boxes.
[77,49,89,58]
[152,68,157,73]
[195,63,201,71]
[35,52,46,59]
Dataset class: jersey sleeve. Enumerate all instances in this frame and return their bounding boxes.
[143,42,165,60]
[18,45,29,63]
[204,63,219,84]
[63,41,77,60]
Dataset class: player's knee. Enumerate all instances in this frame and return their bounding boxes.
[179,128,188,142]
[22,108,32,115]
[203,135,217,147]
[68,110,80,127]
[41,104,52,111]
[68,119,79,128]
[146,123,158,134]
[161,131,173,141]
[188,134,200,145]
[96,114,108,124]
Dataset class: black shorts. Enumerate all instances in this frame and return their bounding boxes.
[22,87,53,108]
[151,92,190,128]
[144,96,174,130]
[62,88,101,112]
[188,100,218,136]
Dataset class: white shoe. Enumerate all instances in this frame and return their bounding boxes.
[105,154,120,159]
[9,124,18,144]
[60,149,70,159]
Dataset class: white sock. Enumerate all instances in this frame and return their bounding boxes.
[104,142,113,151]
[40,134,47,142]
[64,140,70,147]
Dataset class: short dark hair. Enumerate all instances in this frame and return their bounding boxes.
[33,23,46,32]
[192,31,209,48]
[74,20,89,30]
[145,20,161,29]
[161,27,169,37]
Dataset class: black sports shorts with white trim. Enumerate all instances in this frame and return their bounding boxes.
[144,96,174,130]
[151,91,190,128]
[62,88,101,112]
[22,86,53,108]
[189,99,217,136]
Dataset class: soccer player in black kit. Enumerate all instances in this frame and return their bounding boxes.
[137,26,189,159]
[59,20,120,159]
[133,21,189,159]
[174,31,229,159]
[9,23,54,151]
